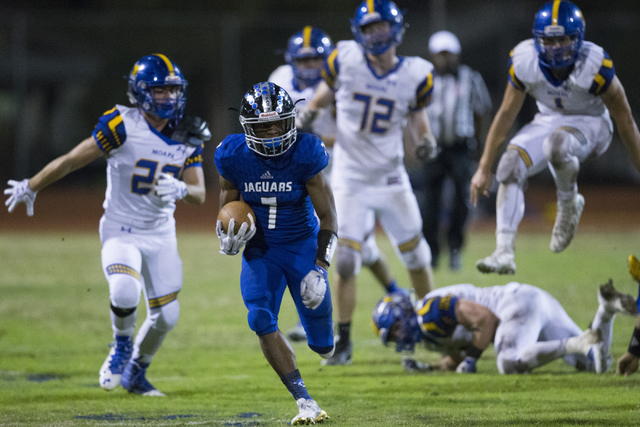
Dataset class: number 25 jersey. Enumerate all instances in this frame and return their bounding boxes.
[323,40,434,184]
[92,105,203,225]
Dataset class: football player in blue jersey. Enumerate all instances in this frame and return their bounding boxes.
[4,54,211,395]
[617,255,640,376]
[373,280,637,375]
[214,82,337,425]
[470,0,640,275]
[269,26,406,343]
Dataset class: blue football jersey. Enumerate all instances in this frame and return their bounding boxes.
[215,133,329,246]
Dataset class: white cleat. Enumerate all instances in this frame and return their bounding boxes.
[291,398,329,425]
[99,336,132,391]
[598,279,639,316]
[550,193,584,253]
[476,251,516,275]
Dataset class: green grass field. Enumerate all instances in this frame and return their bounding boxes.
[1,229,640,426]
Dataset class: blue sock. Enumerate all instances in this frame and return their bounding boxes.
[281,369,311,401]
[385,280,399,293]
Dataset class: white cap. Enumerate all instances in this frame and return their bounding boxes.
[428,31,461,54]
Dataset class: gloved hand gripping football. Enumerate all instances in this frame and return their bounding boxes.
[300,265,328,310]
[216,217,256,255]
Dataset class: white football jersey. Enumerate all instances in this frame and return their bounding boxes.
[423,282,521,316]
[510,39,615,118]
[268,64,336,140]
[324,40,434,185]
[92,105,203,226]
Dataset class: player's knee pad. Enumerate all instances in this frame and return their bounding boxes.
[400,237,431,270]
[108,274,142,309]
[334,245,362,279]
[496,149,528,186]
[247,307,277,336]
[360,238,380,267]
[151,300,180,333]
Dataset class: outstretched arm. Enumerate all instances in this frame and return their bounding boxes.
[601,76,640,174]
[29,136,104,192]
[181,166,206,205]
[470,83,526,206]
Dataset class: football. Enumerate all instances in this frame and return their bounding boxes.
[218,201,256,234]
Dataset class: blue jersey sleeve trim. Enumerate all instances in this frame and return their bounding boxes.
[322,48,339,89]
[417,295,459,338]
[184,144,204,169]
[415,72,434,109]
[589,51,616,96]
[92,107,126,153]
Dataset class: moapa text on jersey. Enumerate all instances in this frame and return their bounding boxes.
[243,181,293,193]
[152,148,184,159]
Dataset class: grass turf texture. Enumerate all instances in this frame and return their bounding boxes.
[1,230,640,426]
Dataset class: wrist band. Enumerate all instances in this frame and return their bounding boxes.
[316,229,338,267]
[628,327,640,358]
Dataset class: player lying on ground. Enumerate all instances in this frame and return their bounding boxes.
[372,280,638,374]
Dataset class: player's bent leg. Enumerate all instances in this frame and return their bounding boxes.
[399,236,433,298]
[100,271,141,390]
[478,149,527,274]
[121,300,179,396]
[544,129,586,253]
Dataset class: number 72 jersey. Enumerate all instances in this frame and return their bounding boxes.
[323,40,434,183]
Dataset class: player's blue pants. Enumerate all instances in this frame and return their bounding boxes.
[241,235,334,355]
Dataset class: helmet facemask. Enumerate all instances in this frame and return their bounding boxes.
[372,293,421,352]
[239,82,298,158]
[351,0,405,55]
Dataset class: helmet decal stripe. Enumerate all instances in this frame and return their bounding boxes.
[552,0,561,25]
[153,53,175,76]
[367,0,375,13]
[302,26,312,48]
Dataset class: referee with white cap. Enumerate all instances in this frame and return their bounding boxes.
[412,31,492,270]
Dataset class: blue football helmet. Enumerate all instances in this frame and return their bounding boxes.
[372,292,422,352]
[351,0,405,55]
[127,54,188,120]
[239,82,297,157]
[533,0,585,69]
[284,26,335,87]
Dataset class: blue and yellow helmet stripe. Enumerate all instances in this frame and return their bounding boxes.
[152,53,175,76]
[367,0,375,13]
[551,0,561,25]
[302,26,313,48]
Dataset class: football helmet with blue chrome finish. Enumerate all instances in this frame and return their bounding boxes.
[372,292,422,352]
[127,54,188,120]
[533,0,585,69]
[239,82,297,157]
[285,26,335,87]
[351,0,404,55]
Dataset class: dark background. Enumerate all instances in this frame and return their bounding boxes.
[1,0,639,191]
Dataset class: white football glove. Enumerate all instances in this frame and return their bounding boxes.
[153,172,188,203]
[296,108,319,131]
[300,265,328,310]
[456,357,477,373]
[216,216,256,255]
[415,133,440,161]
[5,179,37,216]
